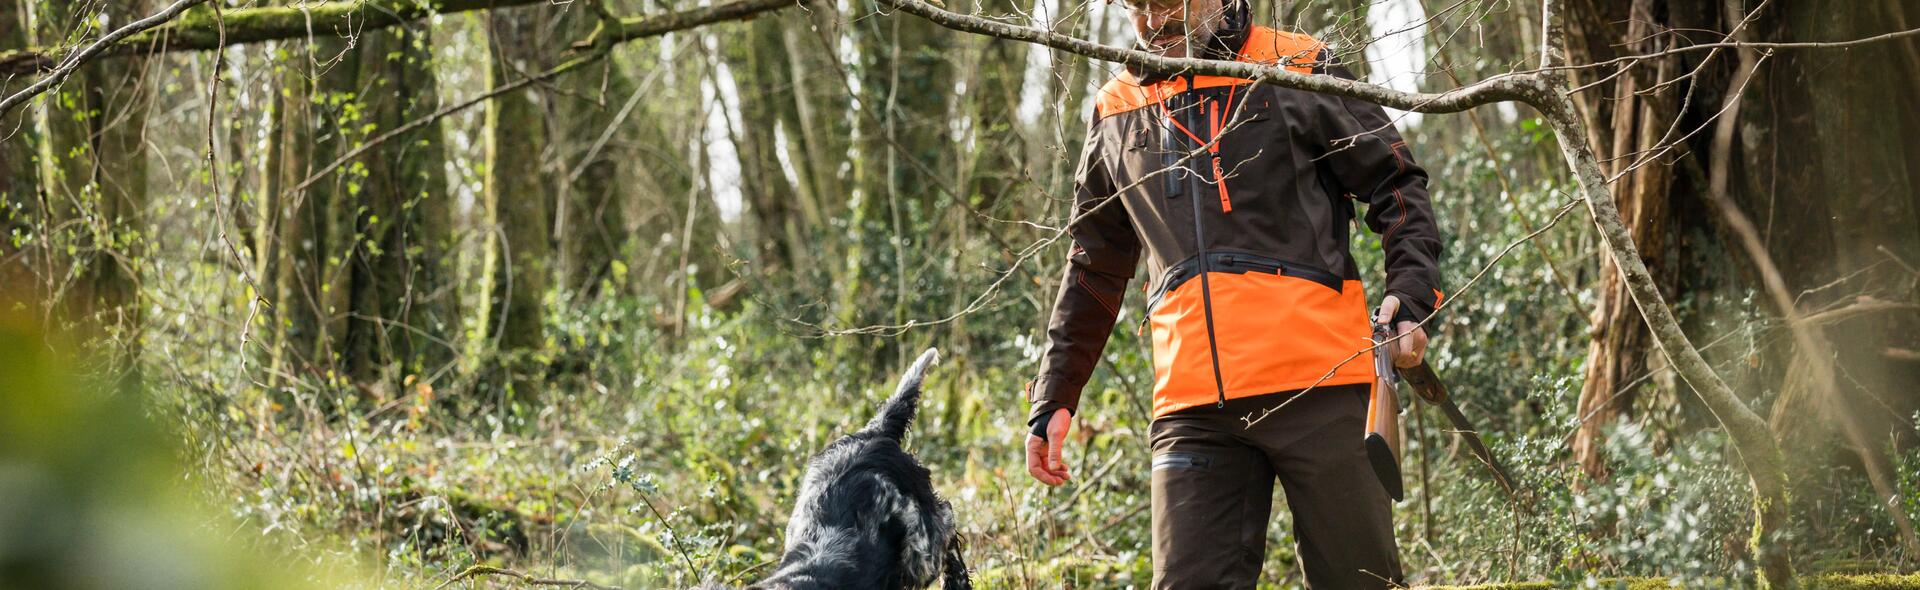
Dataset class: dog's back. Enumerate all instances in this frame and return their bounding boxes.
[750,349,969,590]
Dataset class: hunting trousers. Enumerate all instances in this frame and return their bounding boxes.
[1149,384,1403,589]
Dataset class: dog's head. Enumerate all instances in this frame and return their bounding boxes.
[747,348,969,590]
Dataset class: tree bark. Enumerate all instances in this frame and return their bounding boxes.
[346,21,455,387]
[552,6,630,297]
[1749,0,1920,554]
[261,33,356,387]
[723,15,807,270]
[1,0,38,302]
[959,0,1026,213]
[36,0,153,384]
[482,5,557,392]
[1562,0,1686,479]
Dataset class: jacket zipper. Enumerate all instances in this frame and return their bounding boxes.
[1217,253,1345,290]
[1173,81,1229,408]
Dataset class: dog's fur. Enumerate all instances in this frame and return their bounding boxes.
[727,348,970,590]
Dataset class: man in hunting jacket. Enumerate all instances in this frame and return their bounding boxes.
[1022,0,1444,586]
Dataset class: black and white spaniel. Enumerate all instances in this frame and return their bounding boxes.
[716,348,970,590]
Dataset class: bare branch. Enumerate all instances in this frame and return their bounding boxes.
[0,0,810,77]
[283,0,805,196]
[873,0,1552,114]
[0,0,207,117]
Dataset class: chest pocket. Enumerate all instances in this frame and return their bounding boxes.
[1211,90,1279,180]
[1125,122,1190,201]
[1219,91,1274,148]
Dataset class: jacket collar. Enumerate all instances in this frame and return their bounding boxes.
[1125,0,1251,85]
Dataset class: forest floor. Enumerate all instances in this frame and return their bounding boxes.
[1425,575,1920,589]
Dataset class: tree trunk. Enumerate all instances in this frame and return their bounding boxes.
[552,6,630,297]
[959,0,1025,214]
[840,12,954,359]
[262,34,356,388]
[348,21,455,388]
[0,0,37,303]
[1563,0,1685,479]
[36,0,152,384]
[483,5,555,392]
[723,15,807,271]
[772,6,851,301]
[1745,0,1920,552]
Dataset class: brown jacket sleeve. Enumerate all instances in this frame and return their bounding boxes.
[1316,52,1446,323]
[1028,119,1140,426]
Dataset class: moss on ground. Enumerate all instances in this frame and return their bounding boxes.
[1420,573,1920,589]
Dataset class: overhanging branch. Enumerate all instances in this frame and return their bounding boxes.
[0,0,807,76]
[0,0,207,117]
[875,0,1550,113]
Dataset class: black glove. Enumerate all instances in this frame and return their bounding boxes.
[1029,414,1052,441]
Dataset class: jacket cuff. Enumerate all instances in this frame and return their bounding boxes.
[1389,287,1443,324]
[1025,375,1081,428]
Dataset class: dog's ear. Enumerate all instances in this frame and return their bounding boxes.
[941,530,973,590]
[862,347,940,441]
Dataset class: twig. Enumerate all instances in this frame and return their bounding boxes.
[1239,194,1589,430]
[431,565,624,590]
[636,491,703,581]
[285,49,608,197]
[0,0,208,117]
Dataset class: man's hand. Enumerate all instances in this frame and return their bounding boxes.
[1375,294,1429,369]
[1026,408,1073,486]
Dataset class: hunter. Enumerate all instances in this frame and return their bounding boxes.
[1021,0,1445,587]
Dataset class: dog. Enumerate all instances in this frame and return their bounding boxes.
[725,347,970,590]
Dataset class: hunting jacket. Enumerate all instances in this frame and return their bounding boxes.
[1027,5,1445,425]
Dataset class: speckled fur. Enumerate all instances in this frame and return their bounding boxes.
[717,348,969,590]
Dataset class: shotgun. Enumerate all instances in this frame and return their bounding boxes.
[1398,360,1524,503]
[1365,322,1406,502]
[1366,322,1525,505]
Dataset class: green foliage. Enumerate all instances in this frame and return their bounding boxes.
[0,317,361,589]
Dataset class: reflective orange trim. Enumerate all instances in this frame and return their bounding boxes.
[1094,27,1325,119]
[1209,101,1231,212]
[1148,272,1374,418]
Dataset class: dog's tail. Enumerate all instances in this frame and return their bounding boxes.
[865,347,940,441]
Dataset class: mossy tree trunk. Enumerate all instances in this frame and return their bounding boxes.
[34,0,152,385]
[482,5,555,395]
[258,16,451,400]
[345,21,456,389]
[261,34,357,389]
[552,6,631,298]
[773,7,851,298]
[1,0,37,301]
[958,0,1024,215]
[722,15,808,272]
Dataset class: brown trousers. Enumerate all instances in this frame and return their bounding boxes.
[1149,384,1403,589]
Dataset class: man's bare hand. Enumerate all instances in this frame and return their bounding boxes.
[1375,294,1429,369]
[1025,408,1073,486]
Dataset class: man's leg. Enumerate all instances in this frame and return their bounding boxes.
[1149,413,1275,590]
[1266,385,1404,589]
